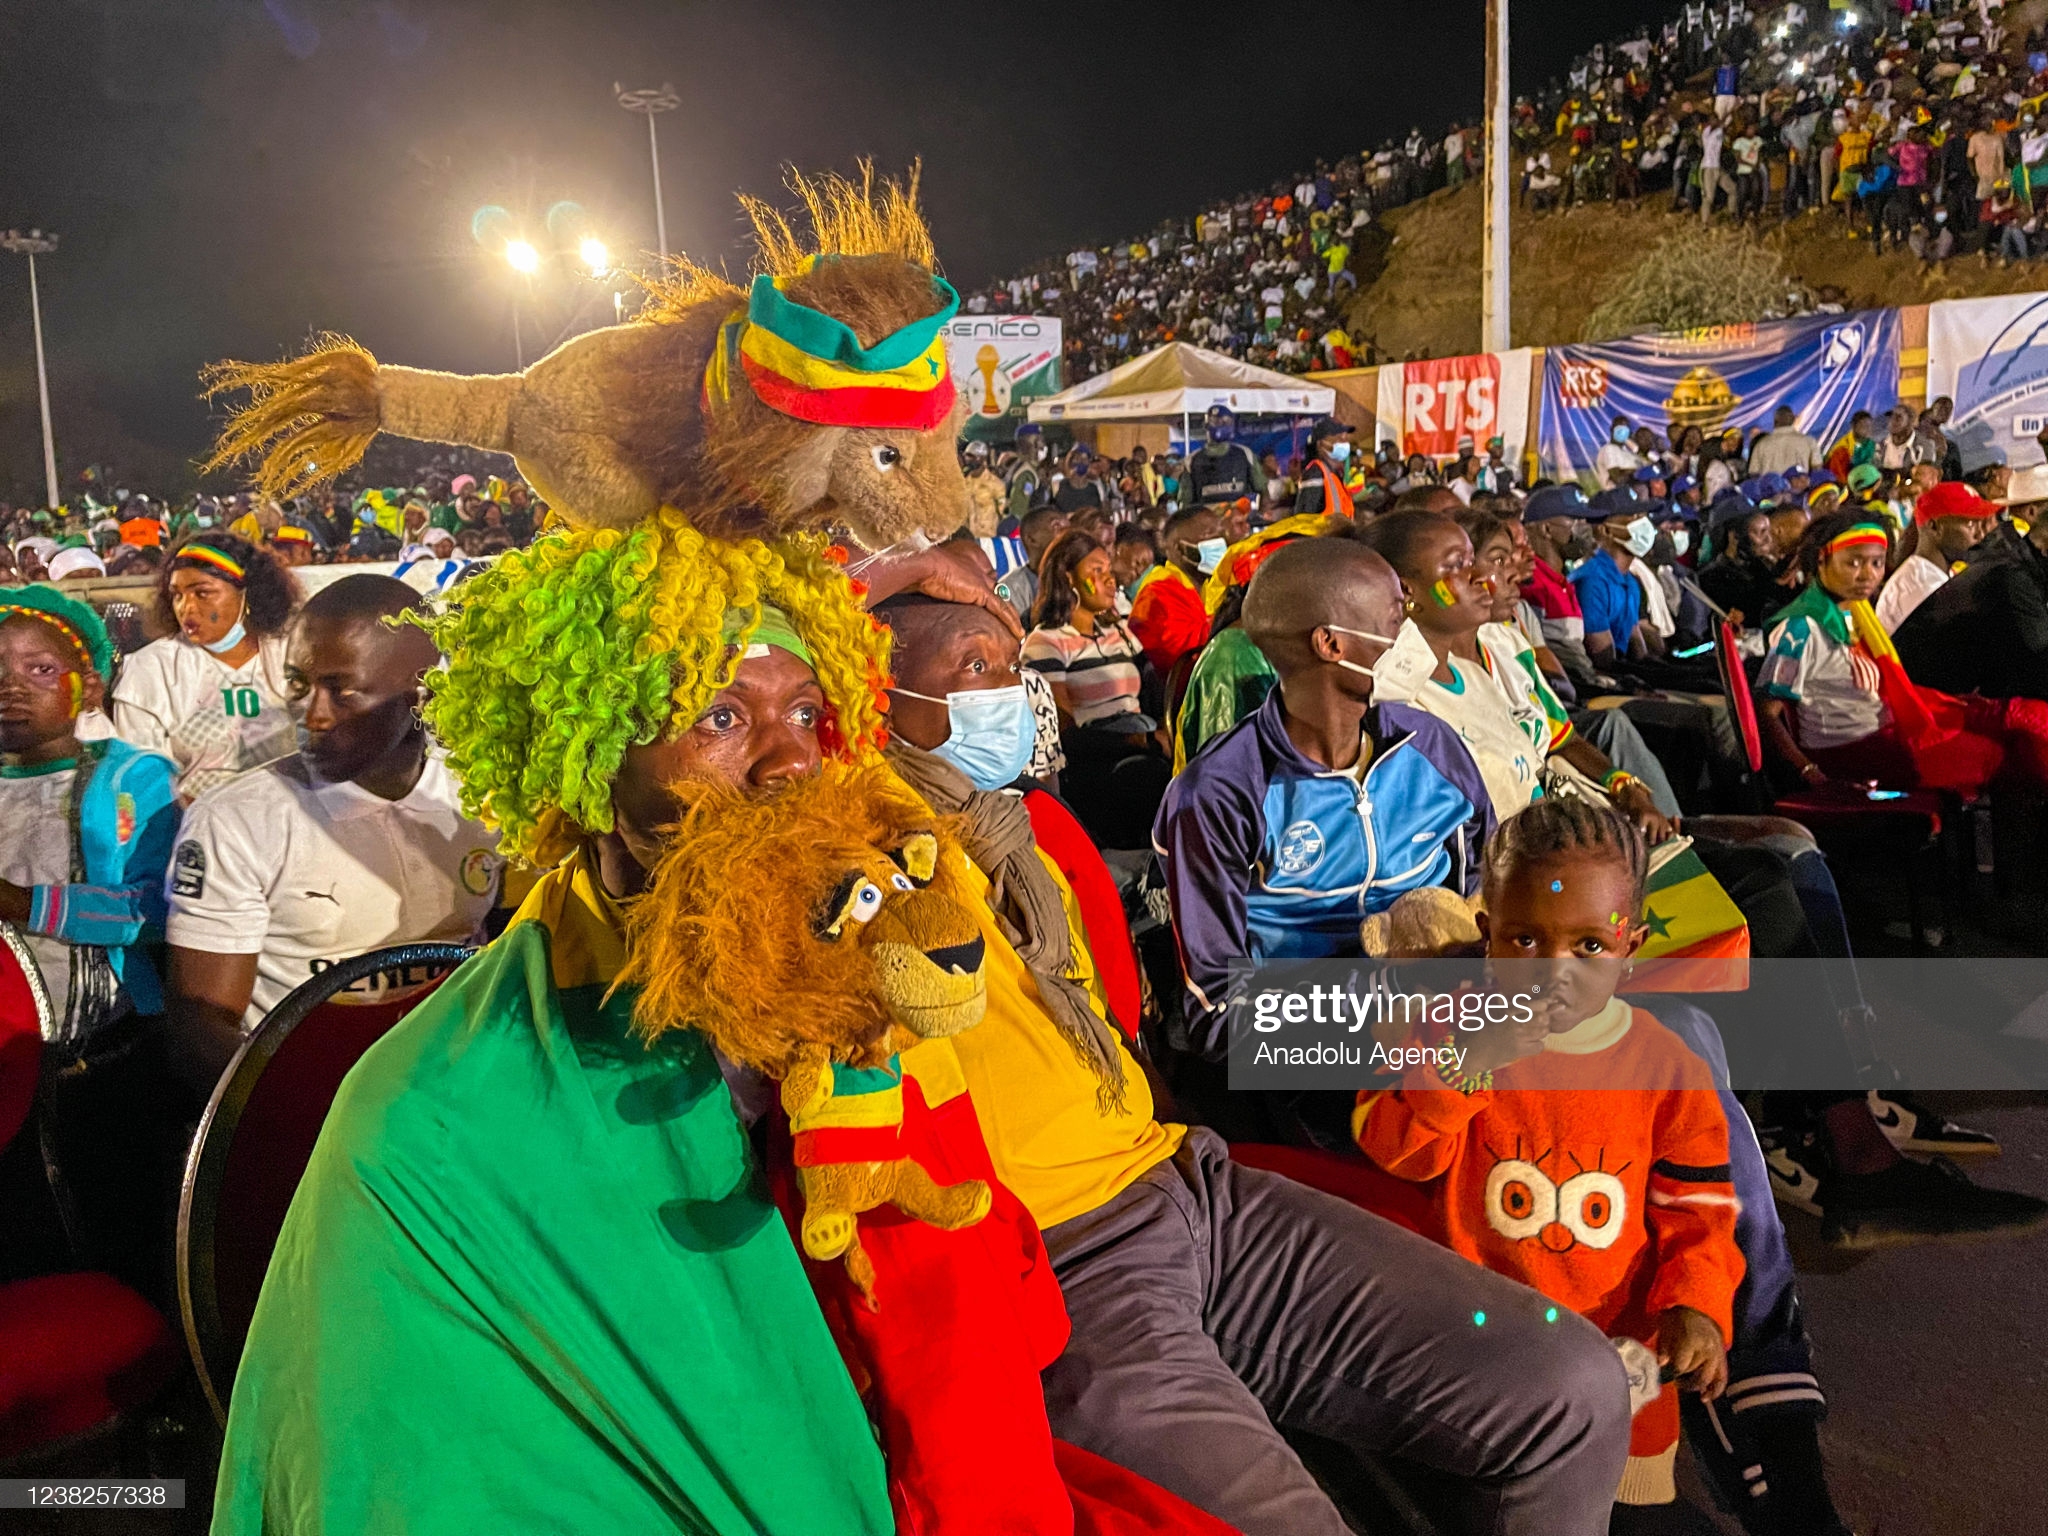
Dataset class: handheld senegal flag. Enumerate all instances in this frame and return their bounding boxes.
[705,254,959,430]
[1630,841,1750,993]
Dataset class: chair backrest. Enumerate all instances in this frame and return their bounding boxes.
[1716,618,1765,774]
[177,942,473,1425]
[0,927,50,1154]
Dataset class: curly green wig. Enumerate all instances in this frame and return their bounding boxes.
[415,509,891,864]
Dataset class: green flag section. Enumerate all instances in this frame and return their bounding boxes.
[212,851,893,1536]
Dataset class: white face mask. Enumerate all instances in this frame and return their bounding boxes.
[1329,618,1437,702]
[1623,516,1658,558]
[1670,528,1691,558]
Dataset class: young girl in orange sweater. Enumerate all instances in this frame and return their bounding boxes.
[1354,796,1743,1523]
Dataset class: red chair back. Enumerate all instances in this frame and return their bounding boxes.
[1716,619,1765,774]
[0,930,47,1155]
[177,943,473,1424]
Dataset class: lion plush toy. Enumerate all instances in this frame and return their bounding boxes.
[200,164,976,549]
[620,760,995,1303]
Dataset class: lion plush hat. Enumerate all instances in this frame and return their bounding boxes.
[201,163,977,548]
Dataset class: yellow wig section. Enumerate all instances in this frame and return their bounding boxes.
[414,512,891,865]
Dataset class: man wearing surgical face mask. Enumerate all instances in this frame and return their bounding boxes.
[1572,500,1661,661]
[1156,535,1496,1050]
[876,593,1144,1035]
[1130,504,1225,681]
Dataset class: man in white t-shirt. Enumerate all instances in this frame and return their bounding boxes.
[1875,479,1997,632]
[164,575,500,1091]
[1595,415,1647,485]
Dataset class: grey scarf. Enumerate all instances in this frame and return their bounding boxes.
[886,742,1129,1114]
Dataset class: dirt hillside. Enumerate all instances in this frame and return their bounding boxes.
[1345,179,2048,359]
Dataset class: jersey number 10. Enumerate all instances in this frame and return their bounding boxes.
[220,686,264,718]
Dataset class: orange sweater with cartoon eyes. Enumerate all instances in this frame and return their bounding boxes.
[1352,1001,1744,1473]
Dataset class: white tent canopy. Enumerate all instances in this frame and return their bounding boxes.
[1026,341,1334,423]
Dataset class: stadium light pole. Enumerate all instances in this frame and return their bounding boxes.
[615,83,680,264]
[1481,0,1511,355]
[2,228,61,509]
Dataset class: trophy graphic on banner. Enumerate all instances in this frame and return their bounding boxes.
[973,343,1012,417]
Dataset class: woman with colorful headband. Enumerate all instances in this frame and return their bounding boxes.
[109,530,302,800]
[211,516,903,1536]
[1759,509,2048,797]
[0,584,179,1047]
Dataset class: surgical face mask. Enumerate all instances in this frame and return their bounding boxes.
[1190,536,1228,575]
[1623,516,1657,558]
[1329,618,1436,702]
[891,683,1035,791]
[1327,440,1352,464]
[1669,527,1691,558]
[201,593,249,656]
[1612,425,1631,445]
[1560,524,1597,562]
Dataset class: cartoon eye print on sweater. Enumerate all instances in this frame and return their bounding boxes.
[1482,1145,1630,1253]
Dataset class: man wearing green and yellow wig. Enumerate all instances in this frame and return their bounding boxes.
[211,513,899,1536]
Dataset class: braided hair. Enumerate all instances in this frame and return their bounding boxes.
[1483,796,1649,911]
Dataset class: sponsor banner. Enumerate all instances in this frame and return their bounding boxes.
[1927,291,2048,471]
[1539,311,1901,485]
[943,314,1062,441]
[1373,348,1534,463]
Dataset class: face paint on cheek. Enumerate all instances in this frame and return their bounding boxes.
[68,673,83,716]
[1430,578,1459,608]
[1551,880,1564,893]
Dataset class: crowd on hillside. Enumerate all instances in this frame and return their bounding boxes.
[962,0,2038,383]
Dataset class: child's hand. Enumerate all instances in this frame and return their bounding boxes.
[1657,1306,1728,1401]
[1458,987,1552,1076]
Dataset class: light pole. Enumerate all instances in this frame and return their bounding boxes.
[1481,0,1511,355]
[2,228,61,509]
[615,83,680,264]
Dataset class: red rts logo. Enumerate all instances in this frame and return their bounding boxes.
[1560,360,1609,410]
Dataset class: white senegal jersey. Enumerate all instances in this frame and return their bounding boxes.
[165,750,501,1030]
[110,634,296,801]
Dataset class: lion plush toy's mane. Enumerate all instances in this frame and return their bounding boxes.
[618,761,963,1079]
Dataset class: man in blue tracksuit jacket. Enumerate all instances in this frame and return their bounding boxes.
[1154,538,1494,1058]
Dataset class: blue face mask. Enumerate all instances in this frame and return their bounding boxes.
[1191,536,1229,575]
[893,683,1035,791]
[1612,425,1632,445]
[1327,440,1352,464]
[202,594,249,655]
[1207,416,1236,443]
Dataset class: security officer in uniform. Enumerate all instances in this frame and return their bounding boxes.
[1183,405,1267,514]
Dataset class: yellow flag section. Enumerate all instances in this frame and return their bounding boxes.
[1630,841,1749,993]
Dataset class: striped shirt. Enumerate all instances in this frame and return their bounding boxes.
[1023,620,1146,727]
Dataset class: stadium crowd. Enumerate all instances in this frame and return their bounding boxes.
[7,374,2048,1530]
[965,0,2048,381]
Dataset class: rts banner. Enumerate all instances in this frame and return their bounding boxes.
[1374,349,1534,464]
[943,314,1062,442]
[1538,311,1901,485]
[1926,291,2048,471]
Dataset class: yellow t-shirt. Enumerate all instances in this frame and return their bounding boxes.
[948,847,1184,1231]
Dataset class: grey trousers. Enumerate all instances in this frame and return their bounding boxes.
[1041,1129,1631,1536]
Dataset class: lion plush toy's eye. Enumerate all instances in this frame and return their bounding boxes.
[889,872,914,892]
[814,872,889,940]
[871,445,902,472]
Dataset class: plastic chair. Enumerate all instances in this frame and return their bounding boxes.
[177,942,472,1425]
[0,927,179,1467]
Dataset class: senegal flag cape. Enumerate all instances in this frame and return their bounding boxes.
[212,849,892,1536]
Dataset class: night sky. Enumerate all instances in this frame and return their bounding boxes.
[0,0,1675,495]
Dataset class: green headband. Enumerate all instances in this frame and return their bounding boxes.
[721,601,814,668]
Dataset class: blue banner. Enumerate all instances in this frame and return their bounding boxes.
[1539,310,1902,486]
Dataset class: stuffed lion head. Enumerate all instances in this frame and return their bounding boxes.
[619,761,987,1079]
[200,165,971,553]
